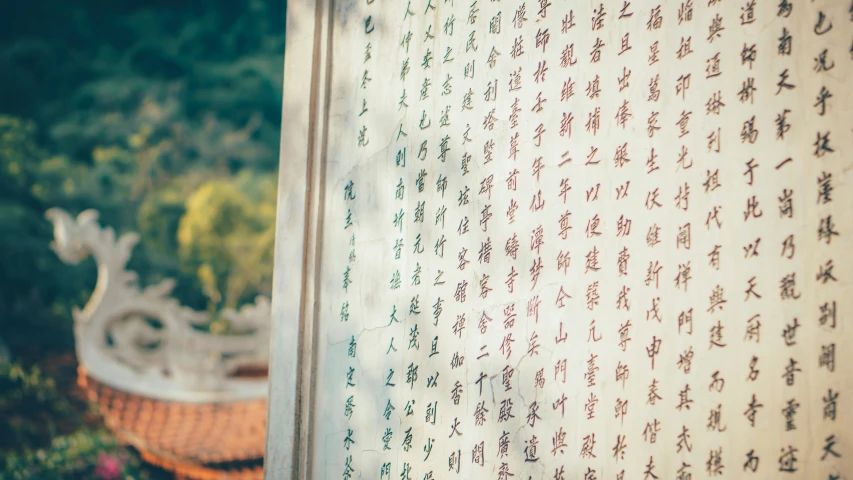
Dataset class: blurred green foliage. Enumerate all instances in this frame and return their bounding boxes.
[3,428,152,480]
[0,360,156,479]
[0,0,284,352]
[0,0,285,475]
[0,361,72,452]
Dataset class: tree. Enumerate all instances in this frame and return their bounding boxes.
[177,173,275,325]
[0,116,92,353]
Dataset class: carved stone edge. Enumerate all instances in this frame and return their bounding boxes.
[264,0,333,475]
[45,207,270,403]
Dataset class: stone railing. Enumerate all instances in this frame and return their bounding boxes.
[45,208,270,402]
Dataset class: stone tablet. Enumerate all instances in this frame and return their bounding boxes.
[266,1,853,478]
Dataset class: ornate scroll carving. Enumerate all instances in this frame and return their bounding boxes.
[45,207,269,402]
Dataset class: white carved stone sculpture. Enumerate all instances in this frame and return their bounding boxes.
[45,208,269,402]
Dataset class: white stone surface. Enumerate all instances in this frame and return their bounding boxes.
[268,1,853,478]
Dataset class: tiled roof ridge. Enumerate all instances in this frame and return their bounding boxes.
[78,367,266,478]
[139,450,263,480]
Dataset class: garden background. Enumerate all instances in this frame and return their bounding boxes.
[0,1,286,477]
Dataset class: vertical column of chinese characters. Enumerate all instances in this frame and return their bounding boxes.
[588,3,616,478]
[510,4,532,480]
[435,0,462,476]
[604,1,653,479]
[526,6,575,480]
[381,5,411,480]
[503,2,541,478]
[485,2,511,477]
[413,4,443,480]
[695,25,725,480]
[469,5,497,478]
[496,19,526,480]
[400,2,418,474]
[469,2,500,477]
[642,18,669,478]
[597,3,626,478]
[405,11,430,476]
[484,2,511,475]
[715,0,787,474]
[466,1,500,479]
[425,2,462,478]
[519,3,555,480]
[410,4,432,480]
[397,4,429,480]
[340,6,380,477]
[526,4,550,389]
[615,3,646,480]
[770,0,805,472]
[680,0,724,478]
[477,10,501,413]
[700,0,734,477]
[803,2,848,478]
[446,0,474,350]
[501,2,524,332]
[472,3,500,477]
[576,3,608,480]
[397,138,422,480]
[730,0,775,476]
[728,1,771,476]
[437,1,467,477]
[768,0,803,473]
[341,175,358,480]
[496,13,524,479]
[645,3,688,479]
[669,11,697,480]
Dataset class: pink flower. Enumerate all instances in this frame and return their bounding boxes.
[94,453,123,480]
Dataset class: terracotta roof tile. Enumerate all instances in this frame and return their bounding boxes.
[140,450,264,480]
[78,368,266,480]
